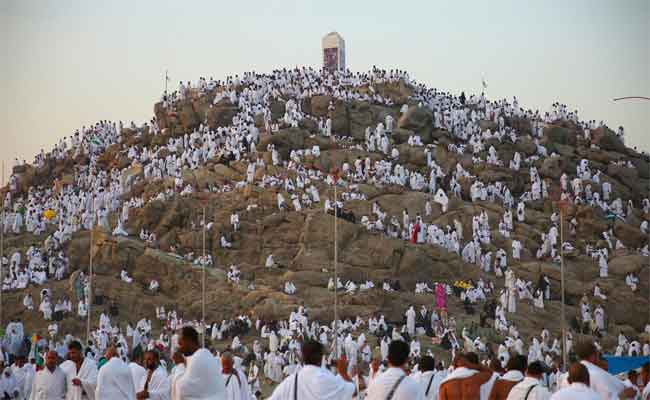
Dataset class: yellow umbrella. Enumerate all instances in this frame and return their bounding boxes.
[43,209,56,220]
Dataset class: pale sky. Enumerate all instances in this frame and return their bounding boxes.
[1,1,648,182]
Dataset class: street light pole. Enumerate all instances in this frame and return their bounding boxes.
[559,206,567,371]
[87,219,94,344]
[333,178,339,358]
[0,162,4,329]
[202,205,206,348]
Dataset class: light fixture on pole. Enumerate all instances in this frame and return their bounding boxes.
[612,96,649,324]
[0,162,4,329]
[87,216,94,344]
[202,204,206,348]
[556,199,568,371]
[331,166,340,359]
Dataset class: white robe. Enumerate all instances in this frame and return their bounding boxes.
[558,361,625,400]
[223,369,251,400]
[136,366,170,400]
[60,358,98,400]
[173,349,225,400]
[267,365,355,400]
[29,367,67,400]
[413,370,444,400]
[128,363,147,393]
[550,382,601,400]
[170,365,185,400]
[366,367,424,400]
[405,308,416,337]
[95,358,136,400]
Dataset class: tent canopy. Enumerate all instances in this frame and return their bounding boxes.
[603,355,650,375]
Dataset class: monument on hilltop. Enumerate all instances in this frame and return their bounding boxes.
[322,32,345,72]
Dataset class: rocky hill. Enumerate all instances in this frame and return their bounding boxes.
[2,71,649,362]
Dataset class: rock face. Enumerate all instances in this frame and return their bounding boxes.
[2,74,649,365]
[397,106,433,142]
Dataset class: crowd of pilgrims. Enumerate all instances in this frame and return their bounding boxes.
[1,66,649,398]
[0,321,648,399]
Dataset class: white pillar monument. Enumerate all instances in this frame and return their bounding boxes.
[322,32,345,72]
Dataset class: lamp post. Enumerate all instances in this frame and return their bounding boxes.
[0,162,4,329]
[558,201,567,371]
[332,169,340,358]
[87,218,94,344]
[202,205,206,347]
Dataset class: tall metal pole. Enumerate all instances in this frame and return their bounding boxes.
[164,70,169,94]
[201,206,206,347]
[559,207,567,371]
[87,221,93,343]
[0,161,4,329]
[333,180,339,358]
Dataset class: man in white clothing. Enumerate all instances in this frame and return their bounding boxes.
[366,340,425,400]
[267,340,355,400]
[550,363,601,400]
[505,361,550,400]
[129,353,147,394]
[95,346,136,400]
[30,350,67,400]
[173,326,225,400]
[61,340,97,400]
[0,366,20,400]
[567,341,637,400]
[413,356,442,400]
[405,306,416,337]
[221,352,251,400]
[136,350,170,400]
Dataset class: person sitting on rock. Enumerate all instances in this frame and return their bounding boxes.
[434,188,449,213]
[626,272,639,292]
[230,212,240,232]
[284,281,296,295]
[382,281,394,292]
[593,283,607,300]
[221,234,232,249]
[112,219,129,237]
[23,293,34,310]
[120,269,133,284]
[277,192,287,210]
[78,299,87,318]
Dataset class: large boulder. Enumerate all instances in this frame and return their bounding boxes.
[269,100,286,120]
[120,163,143,190]
[631,158,650,179]
[153,102,170,129]
[513,136,538,156]
[592,127,626,153]
[540,156,567,179]
[392,128,414,145]
[544,125,577,146]
[397,106,433,140]
[207,99,238,129]
[310,95,332,117]
[257,128,307,159]
[372,80,413,104]
[396,145,427,168]
[177,100,200,130]
[348,101,375,139]
[610,255,647,276]
[330,101,350,135]
[606,164,639,192]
